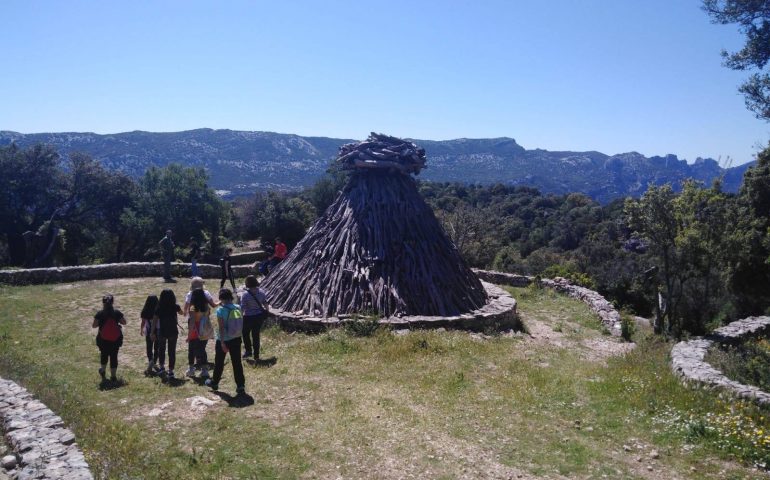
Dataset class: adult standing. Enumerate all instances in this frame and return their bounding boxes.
[220,248,236,290]
[189,237,200,278]
[159,229,175,282]
[240,275,269,360]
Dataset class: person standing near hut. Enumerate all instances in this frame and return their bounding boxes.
[159,229,175,282]
[220,248,235,290]
[268,237,287,271]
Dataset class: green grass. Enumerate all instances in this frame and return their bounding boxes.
[0,279,767,479]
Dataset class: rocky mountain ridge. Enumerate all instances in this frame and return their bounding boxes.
[0,129,753,202]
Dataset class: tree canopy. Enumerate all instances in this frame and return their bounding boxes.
[703,0,770,120]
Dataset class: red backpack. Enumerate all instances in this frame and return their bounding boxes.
[100,316,122,342]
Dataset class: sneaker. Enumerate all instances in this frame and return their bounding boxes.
[200,368,210,379]
[185,366,196,377]
[98,367,106,381]
[236,386,245,396]
[167,370,175,379]
[242,351,252,359]
[204,379,218,391]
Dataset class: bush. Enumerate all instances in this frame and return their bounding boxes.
[705,337,770,391]
[343,313,381,337]
[620,314,636,342]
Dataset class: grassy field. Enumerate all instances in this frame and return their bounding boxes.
[0,278,768,479]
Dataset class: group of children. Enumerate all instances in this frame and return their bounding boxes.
[92,275,269,396]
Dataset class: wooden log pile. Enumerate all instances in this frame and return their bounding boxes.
[261,169,488,318]
[336,132,427,175]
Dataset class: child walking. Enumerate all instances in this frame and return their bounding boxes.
[154,289,182,379]
[186,289,212,379]
[140,295,159,375]
[240,275,269,360]
[93,294,126,382]
[206,288,245,395]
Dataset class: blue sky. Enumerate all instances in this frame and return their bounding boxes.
[1,0,768,165]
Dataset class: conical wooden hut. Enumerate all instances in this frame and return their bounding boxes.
[261,133,489,319]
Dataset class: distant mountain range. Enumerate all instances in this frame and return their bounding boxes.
[0,129,754,203]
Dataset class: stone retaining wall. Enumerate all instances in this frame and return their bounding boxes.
[0,377,92,479]
[472,269,622,335]
[271,282,518,332]
[0,263,254,286]
[230,251,268,265]
[670,316,770,406]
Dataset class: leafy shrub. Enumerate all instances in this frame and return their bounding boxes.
[542,264,596,289]
[343,313,380,337]
[705,337,770,391]
[620,314,636,342]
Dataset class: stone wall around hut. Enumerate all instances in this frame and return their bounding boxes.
[0,263,254,286]
[270,282,518,333]
[472,269,623,336]
[670,316,770,406]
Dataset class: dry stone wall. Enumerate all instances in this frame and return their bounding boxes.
[0,377,92,480]
[472,269,622,335]
[0,263,254,286]
[670,316,770,406]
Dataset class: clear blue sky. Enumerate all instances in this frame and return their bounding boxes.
[2,0,768,165]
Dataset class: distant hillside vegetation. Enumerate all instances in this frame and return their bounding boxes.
[0,129,752,202]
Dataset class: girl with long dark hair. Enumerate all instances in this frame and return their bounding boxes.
[140,295,159,375]
[154,289,182,379]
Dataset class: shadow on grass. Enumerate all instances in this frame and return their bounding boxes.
[98,378,128,391]
[246,356,277,368]
[213,391,254,408]
[163,376,187,387]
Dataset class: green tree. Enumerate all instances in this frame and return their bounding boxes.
[122,164,226,260]
[625,185,682,335]
[724,143,770,315]
[626,181,733,336]
[703,0,770,120]
[232,191,315,248]
[0,144,65,265]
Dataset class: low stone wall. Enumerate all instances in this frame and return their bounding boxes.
[0,263,254,286]
[670,316,770,406]
[472,269,622,335]
[0,377,92,479]
[230,251,268,265]
[271,282,518,332]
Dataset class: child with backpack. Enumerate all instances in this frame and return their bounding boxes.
[92,294,126,382]
[206,288,245,395]
[140,295,160,375]
[154,289,183,379]
[186,288,214,379]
